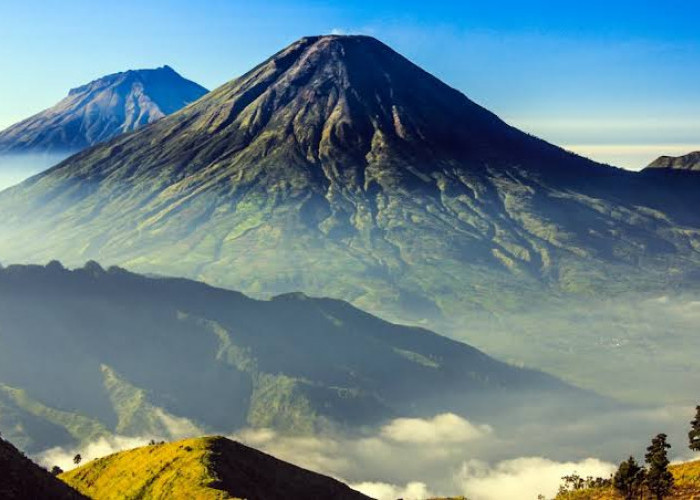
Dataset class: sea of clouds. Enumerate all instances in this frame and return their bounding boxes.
[35,404,698,500]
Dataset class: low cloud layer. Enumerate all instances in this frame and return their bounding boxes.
[34,406,696,499]
[456,457,615,500]
[38,435,151,472]
[232,413,620,500]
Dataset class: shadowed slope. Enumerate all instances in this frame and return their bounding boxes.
[0,436,86,499]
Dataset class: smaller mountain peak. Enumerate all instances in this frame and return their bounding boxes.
[645,151,700,172]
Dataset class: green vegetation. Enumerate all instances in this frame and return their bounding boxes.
[557,407,700,500]
[556,460,700,500]
[689,406,700,452]
[645,434,674,500]
[0,263,586,452]
[0,384,109,452]
[613,457,644,500]
[0,35,699,410]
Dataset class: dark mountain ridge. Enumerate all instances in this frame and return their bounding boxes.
[0,436,86,499]
[0,262,603,453]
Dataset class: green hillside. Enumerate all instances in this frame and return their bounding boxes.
[0,262,594,453]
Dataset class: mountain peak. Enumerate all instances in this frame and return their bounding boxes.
[0,66,208,155]
[645,151,700,172]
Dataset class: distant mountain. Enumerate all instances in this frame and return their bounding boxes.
[0,262,597,453]
[0,436,86,499]
[60,436,370,499]
[0,66,207,155]
[645,151,700,172]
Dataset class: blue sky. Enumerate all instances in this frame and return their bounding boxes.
[1,0,698,169]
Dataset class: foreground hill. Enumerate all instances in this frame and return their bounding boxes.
[645,151,700,172]
[0,436,86,499]
[60,436,369,500]
[556,459,700,499]
[0,66,207,156]
[0,262,594,453]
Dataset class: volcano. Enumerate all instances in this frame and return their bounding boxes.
[1,35,699,325]
[0,65,207,156]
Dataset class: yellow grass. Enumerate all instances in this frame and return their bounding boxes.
[60,436,237,500]
[557,459,700,500]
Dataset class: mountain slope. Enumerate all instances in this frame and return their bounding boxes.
[0,65,207,155]
[645,151,700,172]
[0,436,86,499]
[60,436,370,499]
[0,262,598,453]
[0,35,698,321]
[1,35,700,406]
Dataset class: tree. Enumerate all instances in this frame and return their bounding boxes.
[645,433,674,499]
[73,453,82,466]
[689,405,700,452]
[51,465,64,476]
[613,456,644,500]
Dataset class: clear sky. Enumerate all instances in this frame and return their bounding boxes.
[1,0,698,169]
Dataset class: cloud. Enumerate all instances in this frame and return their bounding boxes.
[32,408,695,498]
[36,435,151,472]
[456,457,616,500]
[380,413,493,444]
[351,481,432,500]
[34,411,201,472]
[153,408,203,438]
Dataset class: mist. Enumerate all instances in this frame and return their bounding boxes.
[444,292,700,408]
[0,152,72,190]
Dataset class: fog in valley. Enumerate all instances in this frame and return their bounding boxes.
[0,153,71,190]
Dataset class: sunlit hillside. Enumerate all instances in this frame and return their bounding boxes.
[60,436,369,499]
[556,459,700,499]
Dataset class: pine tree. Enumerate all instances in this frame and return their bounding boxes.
[613,456,644,500]
[645,433,674,500]
[73,453,82,466]
[689,405,700,452]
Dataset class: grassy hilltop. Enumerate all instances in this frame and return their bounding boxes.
[60,436,369,500]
